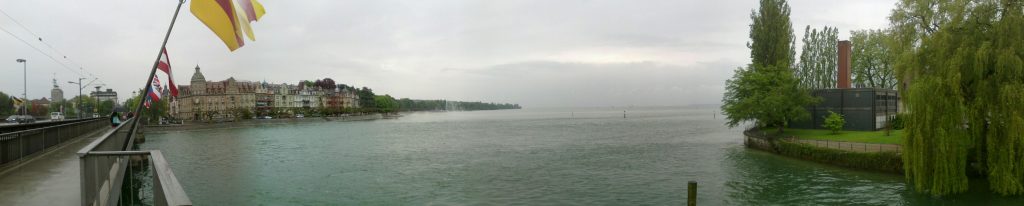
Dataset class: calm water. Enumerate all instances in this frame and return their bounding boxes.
[143,107,1022,205]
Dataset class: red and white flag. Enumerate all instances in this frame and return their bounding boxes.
[157,48,178,97]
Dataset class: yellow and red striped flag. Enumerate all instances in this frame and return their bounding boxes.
[190,0,266,51]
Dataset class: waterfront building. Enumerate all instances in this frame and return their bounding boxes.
[339,87,360,109]
[172,65,361,121]
[175,66,262,120]
[89,87,118,106]
[789,41,899,131]
[295,84,323,110]
[255,82,274,116]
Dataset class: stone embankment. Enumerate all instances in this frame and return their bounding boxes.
[744,128,903,174]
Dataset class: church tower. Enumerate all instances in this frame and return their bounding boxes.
[50,77,64,102]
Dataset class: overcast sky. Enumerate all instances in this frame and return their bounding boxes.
[0,0,894,108]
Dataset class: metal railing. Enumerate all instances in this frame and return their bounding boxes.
[786,137,901,153]
[745,128,905,153]
[78,118,191,206]
[0,118,106,168]
[0,117,103,134]
[743,127,902,154]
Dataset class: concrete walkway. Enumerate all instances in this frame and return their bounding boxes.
[0,128,109,205]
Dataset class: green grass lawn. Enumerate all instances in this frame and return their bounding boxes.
[775,128,905,145]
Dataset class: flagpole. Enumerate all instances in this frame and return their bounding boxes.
[128,0,186,149]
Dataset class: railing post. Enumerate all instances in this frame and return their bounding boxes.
[79,156,88,206]
[18,133,24,161]
[687,181,697,206]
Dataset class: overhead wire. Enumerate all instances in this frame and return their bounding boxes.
[0,7,106,85]
[0,24,87,78]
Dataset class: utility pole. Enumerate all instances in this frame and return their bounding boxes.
[94,86,101,114]
[68,78,97,119]
[16,59,26,116]
[69,78,84,119]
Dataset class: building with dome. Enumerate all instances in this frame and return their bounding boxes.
[173,66,267,120]
[170,65,360,121]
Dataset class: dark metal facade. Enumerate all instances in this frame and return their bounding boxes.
[790,88,899,131]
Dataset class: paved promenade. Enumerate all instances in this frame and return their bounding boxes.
[0,128,108,205]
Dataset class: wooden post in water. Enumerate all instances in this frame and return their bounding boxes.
[687,181,697,206]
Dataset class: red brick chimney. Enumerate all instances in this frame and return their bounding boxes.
[837,40,852,88]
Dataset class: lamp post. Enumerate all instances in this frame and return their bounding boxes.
[15,59,26,116]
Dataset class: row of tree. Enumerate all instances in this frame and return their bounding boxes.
[0,91,115,118]
[724,0,1024,197]
[797,26,838,89]
[395,98,521,112]
[797,26,897,90]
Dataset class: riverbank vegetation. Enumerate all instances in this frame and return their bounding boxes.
[396,98,521,112]
[775,140,903,174]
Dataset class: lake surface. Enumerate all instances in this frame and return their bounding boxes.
[142,107,1022,205]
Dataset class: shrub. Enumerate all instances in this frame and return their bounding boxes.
[822,111,845,134]
[889,114,905,130]
[776,141,903,173]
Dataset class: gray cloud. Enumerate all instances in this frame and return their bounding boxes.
[0,0,894,107]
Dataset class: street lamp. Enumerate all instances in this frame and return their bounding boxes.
[15,59,26,116]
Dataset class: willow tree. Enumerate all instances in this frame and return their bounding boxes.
[722,0,816,135]
[891,0,1024,196]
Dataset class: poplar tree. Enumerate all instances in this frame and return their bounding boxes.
[747,0,796,69]
[797,26,838,89]
[722,0,816,135]
[891,0,1024,196]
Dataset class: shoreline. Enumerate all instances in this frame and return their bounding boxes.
[744,129,903,174]
[143,114,387,133]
